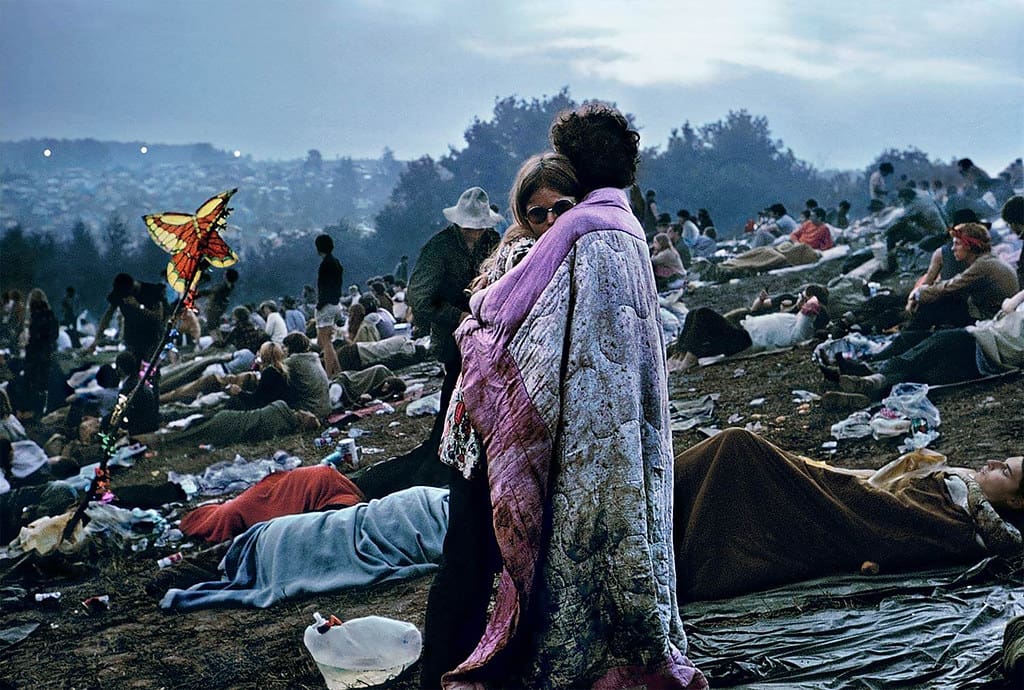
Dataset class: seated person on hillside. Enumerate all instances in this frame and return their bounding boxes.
[650,232,687,291]
[669,290,826,372]
[1002,196,1024,286]
[133,399,320,448]
[217,306,268,354]
[909,210,979,306]
[675,428,1022,602]
[345,303,379,343]
[63,363,120,434]
[790,207,834,250]
[179,464,365,543]
[360,293,396,339]
[832,286,1024,396]
[883,187,949,262]
[691,227,718,259]
[335,335,428,372]
[902,223,1018,333]
[282,332,330,418]
[282,295,307,334]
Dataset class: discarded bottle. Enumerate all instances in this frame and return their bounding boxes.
[157,552,184,569]
[321,449,344,467]
[198,444,214,452]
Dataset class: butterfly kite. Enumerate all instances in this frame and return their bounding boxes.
[144,188,239,300]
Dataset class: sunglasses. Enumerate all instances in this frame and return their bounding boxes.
[526,199,575,225]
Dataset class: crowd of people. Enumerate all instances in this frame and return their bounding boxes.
[1,105,1023,688]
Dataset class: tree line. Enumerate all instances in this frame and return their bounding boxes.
[1,89,975,321]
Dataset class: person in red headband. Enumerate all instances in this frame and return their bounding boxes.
[904,222,1018,332]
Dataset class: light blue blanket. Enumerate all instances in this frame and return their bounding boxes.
[160,486,449,610]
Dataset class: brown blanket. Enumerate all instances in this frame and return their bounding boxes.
[674,429,990,601]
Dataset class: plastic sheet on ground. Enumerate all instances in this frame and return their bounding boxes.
[684,557,1024,688]
[670,394,719,432]
[168,451,302,498]
[405,391,441,417]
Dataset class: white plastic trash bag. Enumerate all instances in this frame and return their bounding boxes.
[303,613,421,689]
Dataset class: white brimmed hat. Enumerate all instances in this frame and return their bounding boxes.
[442,187,504,229]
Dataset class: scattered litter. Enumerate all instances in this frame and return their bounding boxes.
[169,451,302,498]
[733,368,746,378]
[749,398,766,407]
[744,421,764,433]
[697,427,721,437]
[831,411,873,440]
[347,427,369,438]
[774,415,787,424]
[898,430,941,453]
[791,389,821,403]
[360,447,385,455]
[81,595,110,614]
[796,404,811,415]
[821,441,838,450]
[33,592,62,607]
[669,394,719,432]
[727,413,744,424]
[406,391,442,417]
[388,421,401,428]
[157,552,184,569]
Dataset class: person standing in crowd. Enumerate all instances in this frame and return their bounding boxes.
[392,255,409,285]
[60,286,80,349]
[17,289,59,419]
[429,104,705,689]
[198,268,238,334]
[87,273,166,365]
[314,234,343,378]
[870,162,894,202]
[408,187,500,445]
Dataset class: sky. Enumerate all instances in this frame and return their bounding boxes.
[1,0,1022,174]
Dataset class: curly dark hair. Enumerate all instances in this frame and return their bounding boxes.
[549,103,639,194]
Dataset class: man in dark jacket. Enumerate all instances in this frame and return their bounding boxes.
[357,187,500,499]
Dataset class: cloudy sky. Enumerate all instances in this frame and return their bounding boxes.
[1,0,1021,173]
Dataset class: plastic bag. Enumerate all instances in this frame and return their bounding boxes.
[880,383,941,429]
[831,411,873,440]
[405,391,441,417]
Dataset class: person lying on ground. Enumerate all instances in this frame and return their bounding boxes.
[723,283,831,329]
[160,341,291,413]
[178,463,365,543]
[669,290,827,372]
[132,399,320,448]
[329,364,406,410]
[675,428,1022,602]
[691,239,822,282]
[335,335,428,372]
[831,286,1024,396]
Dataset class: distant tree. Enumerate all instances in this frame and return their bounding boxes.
[331,157,361,220]
[100,214,129,267]
[0,225,36,292]
[375,89,578,267]
[63,220,105,306]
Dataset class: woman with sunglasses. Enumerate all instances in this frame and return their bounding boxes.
[472,152,579,291]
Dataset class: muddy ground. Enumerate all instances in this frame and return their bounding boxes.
[1,257,1021,689]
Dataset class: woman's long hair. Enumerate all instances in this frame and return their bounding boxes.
[257,341,288,378]
[347,303,366,343]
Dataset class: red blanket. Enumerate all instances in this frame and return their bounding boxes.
[180,465,364,543]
